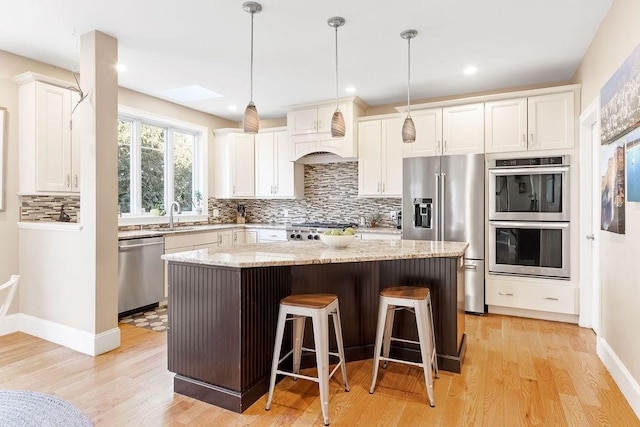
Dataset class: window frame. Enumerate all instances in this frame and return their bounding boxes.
[117,105,208,226]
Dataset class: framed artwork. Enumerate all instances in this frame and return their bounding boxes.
[600,42,640,145]
[600,137,626,234]
[626,127,640,202]
[0,108,6,212]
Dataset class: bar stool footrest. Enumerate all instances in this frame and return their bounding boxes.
[378,356,429,369]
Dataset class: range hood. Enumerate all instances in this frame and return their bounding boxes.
[294,151,357,165]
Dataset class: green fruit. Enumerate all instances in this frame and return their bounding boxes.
[323,230,332,235]
[344,227,355,235]
[330,230,342,236]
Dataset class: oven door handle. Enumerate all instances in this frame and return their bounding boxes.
[488,166,569,175]
[490,221,569,229]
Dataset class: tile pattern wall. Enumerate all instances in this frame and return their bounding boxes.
[209,162,402,228]
[21,162,402,229]
[20,195,80,222]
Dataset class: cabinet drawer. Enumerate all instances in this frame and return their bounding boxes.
[257,229,287,242]
[165,231,219,250]
[486,280,577,314]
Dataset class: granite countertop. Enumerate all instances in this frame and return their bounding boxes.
[118,223,401,240]
[161,239,467,268]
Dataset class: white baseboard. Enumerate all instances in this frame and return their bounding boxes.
[488,305,579,324]
[18,314,120,356]
[598,337,640,419]
[0,313,22,336]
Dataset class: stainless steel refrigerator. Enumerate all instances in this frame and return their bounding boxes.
[402,154,485,314]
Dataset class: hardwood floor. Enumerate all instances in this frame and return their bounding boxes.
[0,314,638,426]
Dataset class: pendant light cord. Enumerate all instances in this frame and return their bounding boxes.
[407,37,411,116]
[335,25,339,110]
[250,11,254,103]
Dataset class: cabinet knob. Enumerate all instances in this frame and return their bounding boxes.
[530,133,534,147]
[443,140,447,153]
[543,297,559,301]
[74,174,78,188]
[498,292,514,296]
[66,174,70,188]
[522,134,526,147]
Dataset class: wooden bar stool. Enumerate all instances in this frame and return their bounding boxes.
[266,293,349,426]
[369,286,439,406]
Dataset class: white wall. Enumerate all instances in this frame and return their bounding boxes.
[573,0,640,416]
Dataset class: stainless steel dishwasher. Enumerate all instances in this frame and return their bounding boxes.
[118,236,165,315]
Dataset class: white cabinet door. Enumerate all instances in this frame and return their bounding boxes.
[528,92,574,151]
[218,230,233,247]
[233,134,255,197]
[381,118,403,196]
[317,105,335,134]
[484,98,528,153]
[403,108,442,157]
[358,120,383,196]
[288,108,317,135]
[245,231,257,244]
[442,103,484,155]
[214,130,255,198]
[255,132,275,197]
[274,130,299,197]
[233,230,245,245]
[35,82,72,192]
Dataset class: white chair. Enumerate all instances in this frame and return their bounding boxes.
[0,275,20,321]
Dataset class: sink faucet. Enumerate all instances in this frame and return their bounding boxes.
[169,201,181,230]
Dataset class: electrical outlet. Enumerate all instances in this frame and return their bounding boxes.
[283,209,289,217]
[212,209,220,218]
[390,211,397,221]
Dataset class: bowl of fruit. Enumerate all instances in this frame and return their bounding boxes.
[319,227,357,248]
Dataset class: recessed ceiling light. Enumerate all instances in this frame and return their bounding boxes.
[227,105,237,111]
[345,86,357,93]
[157,85,223,102]
[463,65,478,75]
[116,63,127,72]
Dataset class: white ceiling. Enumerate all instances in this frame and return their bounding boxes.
[1,0,611,121]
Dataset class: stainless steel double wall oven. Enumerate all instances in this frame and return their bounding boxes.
[488,156,570,279]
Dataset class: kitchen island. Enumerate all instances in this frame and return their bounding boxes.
[163,239,467,412]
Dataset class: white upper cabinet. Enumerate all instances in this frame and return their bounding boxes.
[402,108,442,157]
[442,103,485,155]
[287,97,366,161]
[255,128,303,199]
[485,92,575,153]
[358,117,403,197]
[15,73,80,193]
[213,129,255,198]
[402,103,483,157]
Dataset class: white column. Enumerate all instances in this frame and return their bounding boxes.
[79,30,119,354]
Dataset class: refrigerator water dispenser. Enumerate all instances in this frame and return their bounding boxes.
[413,198,433,228]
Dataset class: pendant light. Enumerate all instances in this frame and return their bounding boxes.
[401,29,417,143]
[328,17,346,138]
[243,1,262,134]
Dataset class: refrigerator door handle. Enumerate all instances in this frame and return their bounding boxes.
[434,172,440,241]
[440,172,446,241]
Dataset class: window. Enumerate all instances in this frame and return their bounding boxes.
[117,112,204,217]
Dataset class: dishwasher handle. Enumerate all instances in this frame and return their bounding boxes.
[118,241,164,250]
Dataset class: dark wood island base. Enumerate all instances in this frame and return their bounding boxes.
[167,255,465,413]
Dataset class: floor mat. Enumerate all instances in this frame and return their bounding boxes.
[119,306,168,332]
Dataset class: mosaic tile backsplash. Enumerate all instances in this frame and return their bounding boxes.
[20,195,80,222]
[209,162,402,228]
[22,162,402,228]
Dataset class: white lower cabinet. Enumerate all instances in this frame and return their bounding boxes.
[486,278,577,315]
[233,229,257,245]
[255,228,288,242]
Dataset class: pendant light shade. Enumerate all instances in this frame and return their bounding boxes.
[243,2,262,134]
[328,16,346,138]
[401,29,417,143]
